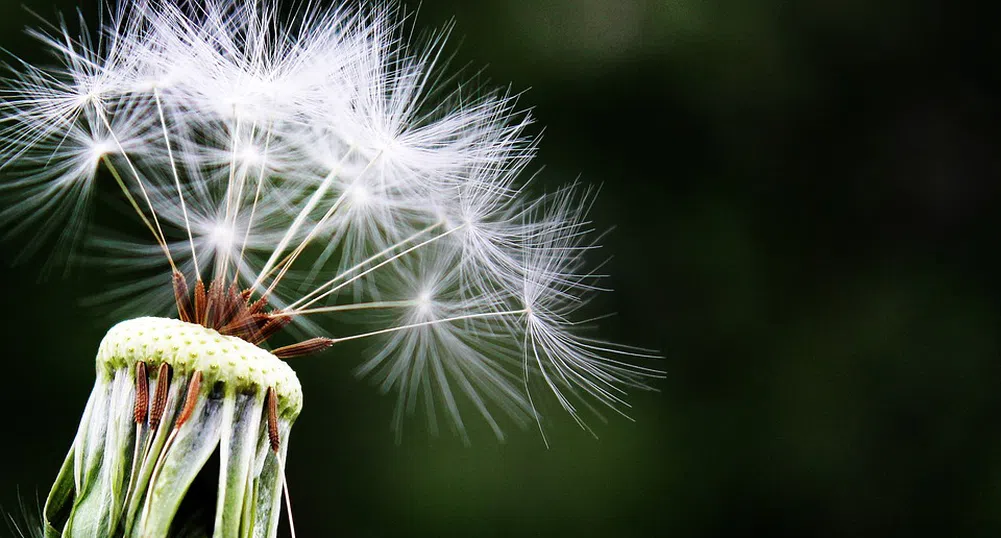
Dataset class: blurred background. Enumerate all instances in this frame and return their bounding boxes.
[1,0,1000,536]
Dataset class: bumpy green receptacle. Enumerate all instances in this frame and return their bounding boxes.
[43,317,302,538]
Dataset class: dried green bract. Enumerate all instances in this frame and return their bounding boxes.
[44,318,302,538]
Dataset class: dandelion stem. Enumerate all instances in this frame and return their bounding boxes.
[287,220,445,310]
[236,121,274,282]
[92,100,175,270]
[252,146,356,290]
[287,300,416,316]
[153,87,200,280]
[262,149,384,298]
[219,108,244,281]
[101,156,176,271]
[324,308,528,344]
[261,193,346,297]
[294,223,464,312]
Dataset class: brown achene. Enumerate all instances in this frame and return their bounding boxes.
[171,270,332,359]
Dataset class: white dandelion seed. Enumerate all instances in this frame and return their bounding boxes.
[0,0,662,535]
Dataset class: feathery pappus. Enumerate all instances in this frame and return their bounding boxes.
[0,0,662,536]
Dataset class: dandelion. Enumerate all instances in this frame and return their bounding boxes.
[0,0,662,536]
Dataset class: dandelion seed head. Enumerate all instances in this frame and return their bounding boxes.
[0,0,661,443]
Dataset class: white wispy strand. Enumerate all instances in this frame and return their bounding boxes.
[0,0,662,441]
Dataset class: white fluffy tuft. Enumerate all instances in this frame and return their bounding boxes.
[0,0,661,441]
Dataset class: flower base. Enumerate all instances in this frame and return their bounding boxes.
[43,317,302,538]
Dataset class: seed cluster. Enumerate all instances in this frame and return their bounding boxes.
[172,271,333,358]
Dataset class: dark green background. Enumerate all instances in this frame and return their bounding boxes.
[1,0,1000,536]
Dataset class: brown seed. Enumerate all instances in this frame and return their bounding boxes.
[248,312,293,345]
[214,282,243,329]
[273,337,335,359]
[193,279,207,325]
[134,361,149,424]
[172,271,192,323]
[175,371,203,428]
[267,386,280,453]
[149,363,172,430]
